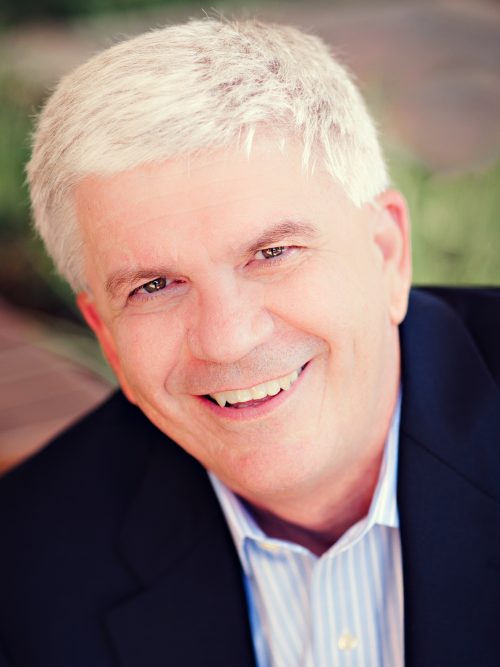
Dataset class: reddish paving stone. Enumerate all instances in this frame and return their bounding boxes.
[0,387,104,431]
[0,367,106,419]
[0,301,111,475]
[1,344,72,380]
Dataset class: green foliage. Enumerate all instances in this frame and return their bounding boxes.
[388,149,500,286]
[0,74,32,226]
[0,71,80,321]
[1,0,202,24]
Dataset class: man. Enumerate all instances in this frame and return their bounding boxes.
[1,18,499,667]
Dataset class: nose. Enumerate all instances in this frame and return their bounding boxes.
[186,279,274,364]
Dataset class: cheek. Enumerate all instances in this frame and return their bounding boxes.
[110,313,184,392]
[267,254,390,403]
[267,248,383,342]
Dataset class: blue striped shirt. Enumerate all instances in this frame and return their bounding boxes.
[209,395,403,666]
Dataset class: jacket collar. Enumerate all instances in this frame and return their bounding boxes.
[398,289,500,667]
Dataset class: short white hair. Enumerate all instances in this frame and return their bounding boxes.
[27,18,389,291]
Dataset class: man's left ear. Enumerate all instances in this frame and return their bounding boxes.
[371,189,412,325]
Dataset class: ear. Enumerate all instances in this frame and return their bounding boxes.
[76,292,137,403]
[371,189,412,325]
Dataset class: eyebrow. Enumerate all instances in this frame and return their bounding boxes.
[104,220,318,298]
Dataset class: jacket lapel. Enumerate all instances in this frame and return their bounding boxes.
[398,290,500,667]
[105,439,256,667]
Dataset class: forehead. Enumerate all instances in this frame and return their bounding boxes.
[74,140,351,231]
[73,141,359,295]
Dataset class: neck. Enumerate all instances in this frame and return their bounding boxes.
[244,441,385,557]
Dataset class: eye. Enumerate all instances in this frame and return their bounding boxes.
[255,246,286,260]
[141,277,167,293]
[131,277,169,296]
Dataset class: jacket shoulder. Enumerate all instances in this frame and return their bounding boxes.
[0,392,178,664]
[1,390,149,476]
[413,287,500,386]
[0,391,160,522]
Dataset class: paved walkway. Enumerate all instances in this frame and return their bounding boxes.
[0,302,111,474]
[2,0,499,474]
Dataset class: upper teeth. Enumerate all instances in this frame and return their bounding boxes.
[209,368,300,408]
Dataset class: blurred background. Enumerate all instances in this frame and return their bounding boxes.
[1,0,499,469]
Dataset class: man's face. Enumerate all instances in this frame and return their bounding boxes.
[75,140,411,509]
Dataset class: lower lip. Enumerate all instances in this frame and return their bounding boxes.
[195,362,310,421]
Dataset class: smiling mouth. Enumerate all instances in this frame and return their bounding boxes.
[204,365,305,409]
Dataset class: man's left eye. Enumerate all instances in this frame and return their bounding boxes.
[141,277,167,293]
[130,277,168,296]
[255,246,285,260]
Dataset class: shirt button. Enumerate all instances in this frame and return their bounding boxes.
[260,541,281,554]
[338,631,359,651]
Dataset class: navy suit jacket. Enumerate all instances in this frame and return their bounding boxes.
[1,288,499,666]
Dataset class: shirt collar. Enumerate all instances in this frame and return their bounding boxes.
[209,391,401,572]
